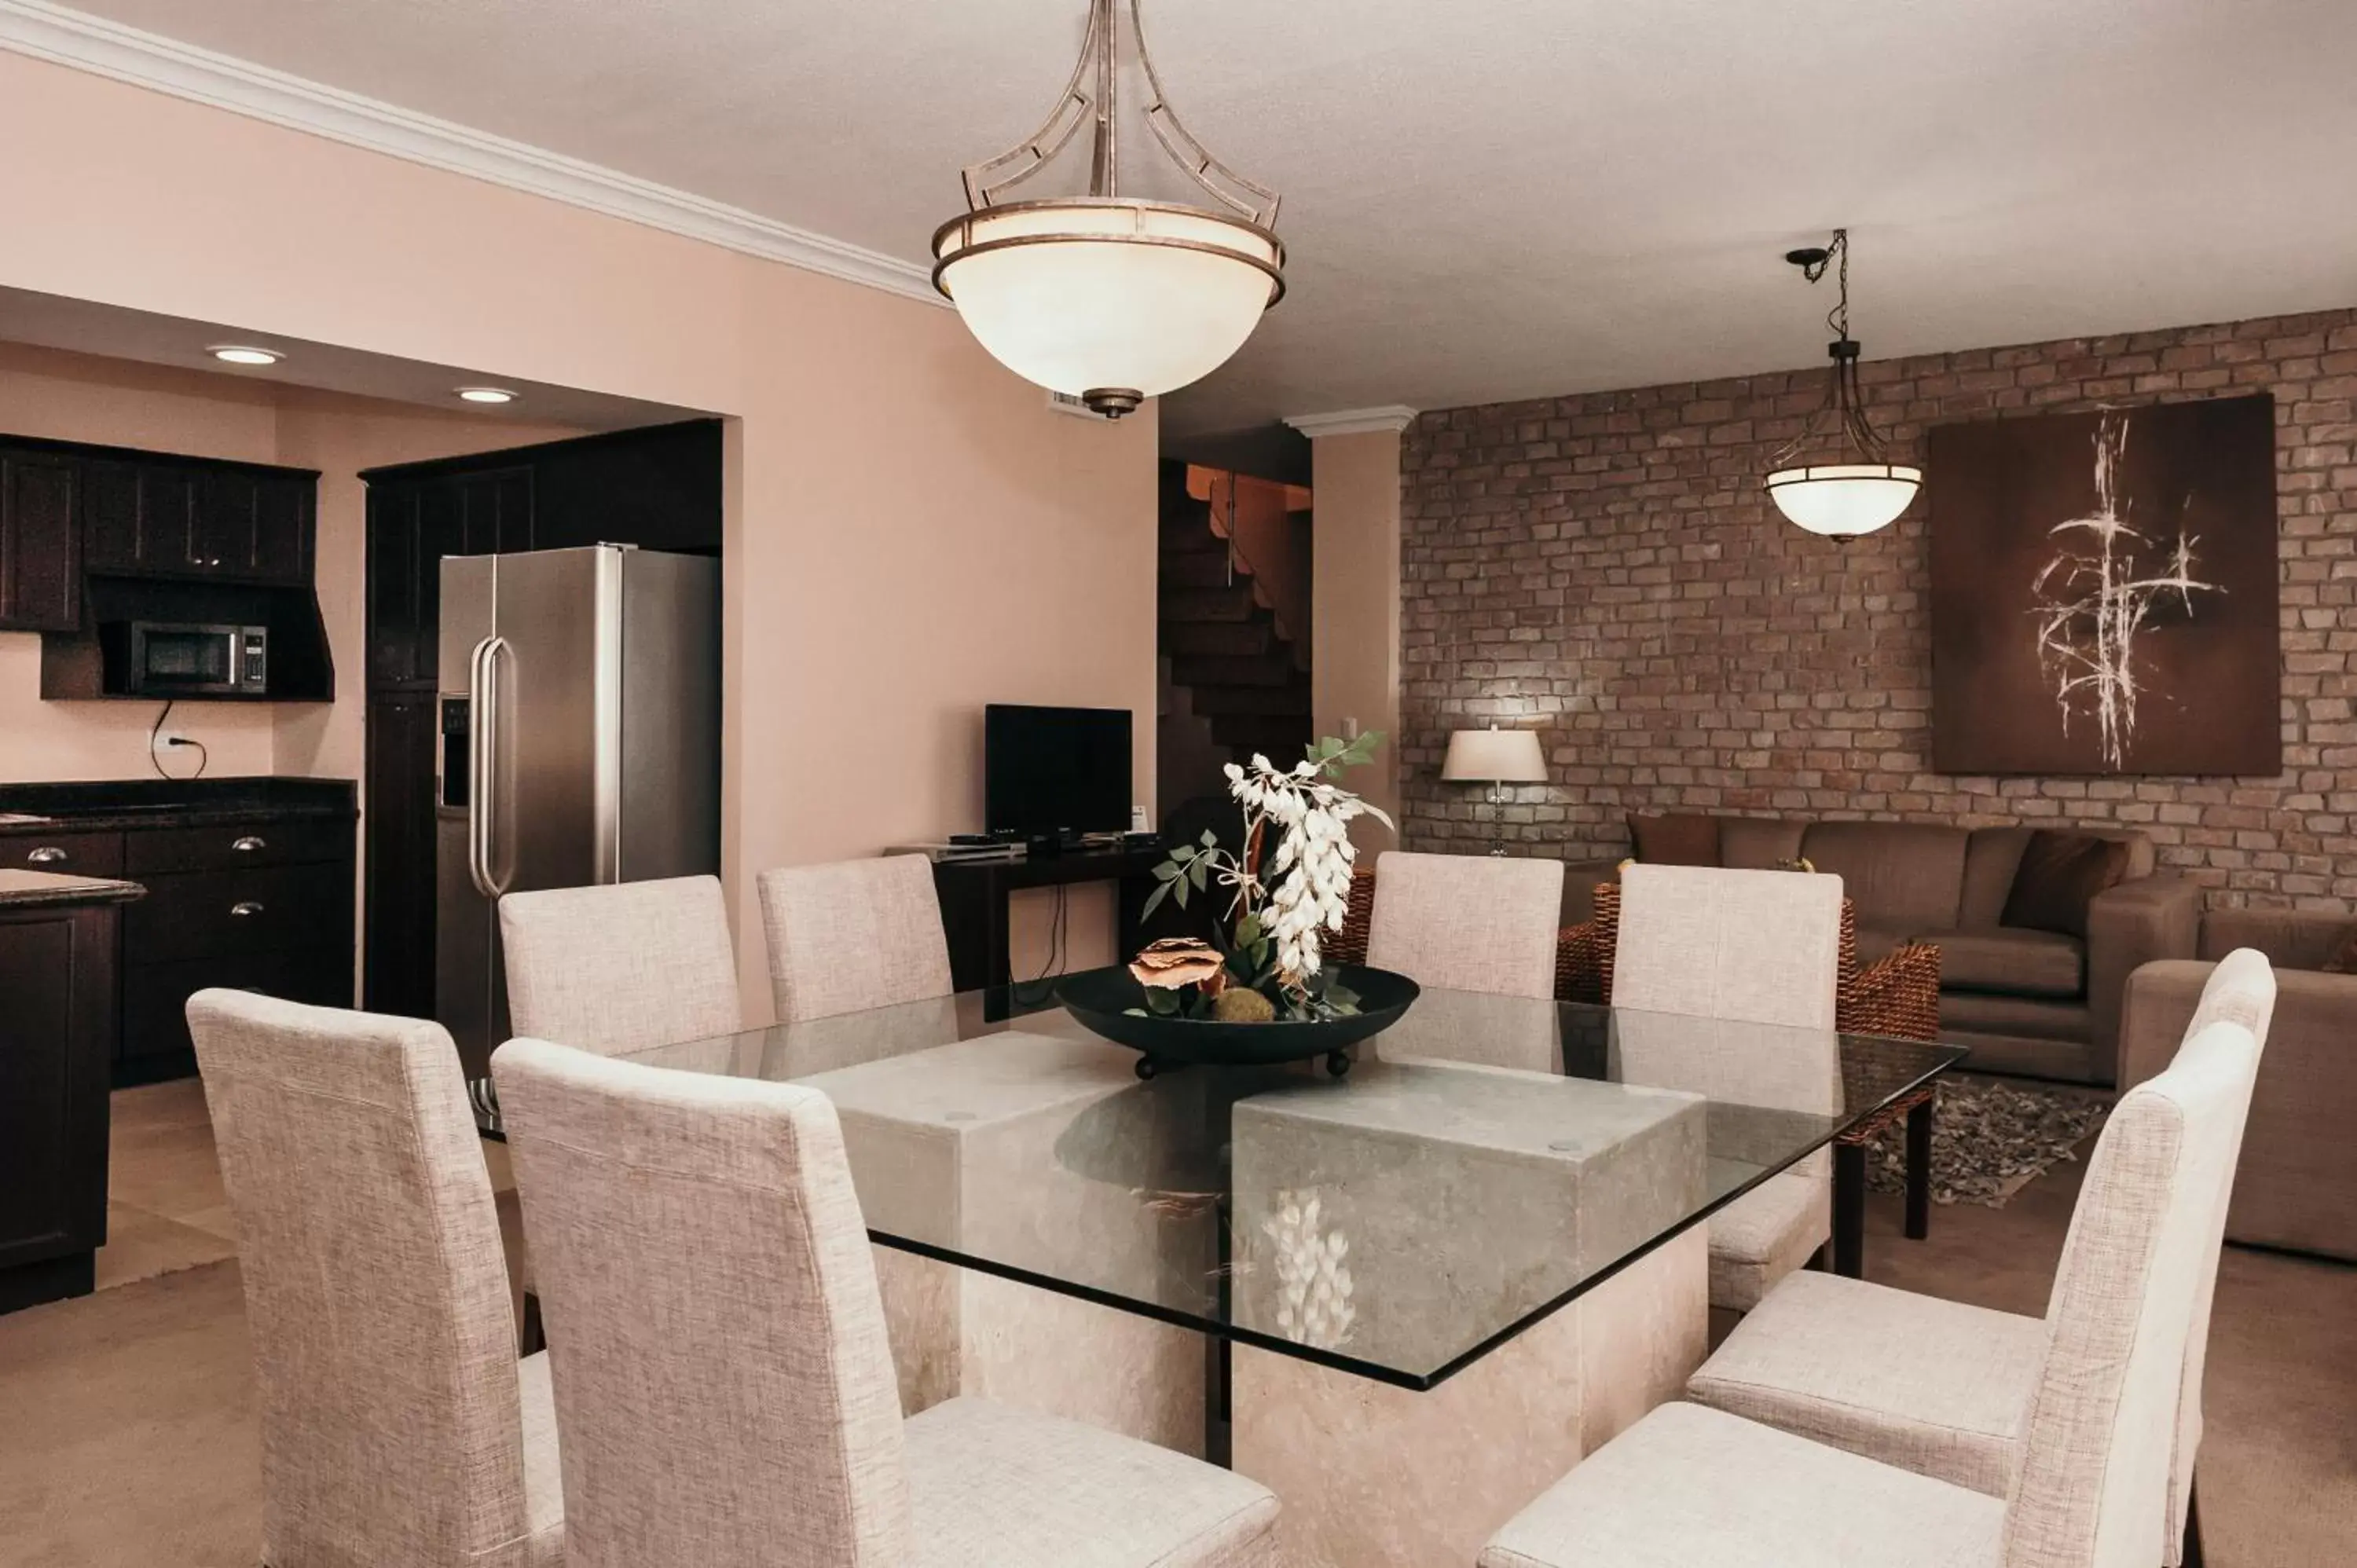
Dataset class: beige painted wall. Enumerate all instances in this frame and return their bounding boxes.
[0,342,576,783]
[0,50,1157,1017]
[1308,429,1404,854]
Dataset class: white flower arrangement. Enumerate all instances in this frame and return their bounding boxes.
[1261,1189,1357,1350]
[1138,731,1391,1019]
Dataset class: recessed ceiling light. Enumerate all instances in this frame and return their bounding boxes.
[456,387,517,405]
[209,345,283,366]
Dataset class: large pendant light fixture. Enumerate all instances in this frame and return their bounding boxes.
[1763,229,1921,539]
[930,0,1285,419]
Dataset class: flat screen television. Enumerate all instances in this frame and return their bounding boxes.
[984,704,1131,838]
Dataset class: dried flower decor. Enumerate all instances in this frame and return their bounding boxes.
[1131,731,1391,1022]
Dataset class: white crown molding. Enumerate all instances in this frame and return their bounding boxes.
[0,0,943,306]
[1282,406,1418,438]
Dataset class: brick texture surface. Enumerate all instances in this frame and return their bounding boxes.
[1398,308,2357,910]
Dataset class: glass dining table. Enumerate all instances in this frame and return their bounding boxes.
[471,982,1963,1568]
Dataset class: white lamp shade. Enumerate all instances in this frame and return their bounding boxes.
[934,201,1281,401]
[1441,726,1546,784]
[1765,463,1923,537]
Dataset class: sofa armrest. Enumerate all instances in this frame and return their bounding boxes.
[2123,959,2357,1260]
[2087,874,2201,1082]
[2117,958,2213,1092]
[1563,858,1623,927]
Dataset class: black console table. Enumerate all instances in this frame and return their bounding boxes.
[927,844,1168,994]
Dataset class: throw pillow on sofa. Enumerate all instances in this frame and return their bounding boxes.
[1627,812,1719,866]
[2000,829,2130,937]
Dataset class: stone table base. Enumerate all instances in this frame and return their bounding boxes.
[1232,1224,1707,1568]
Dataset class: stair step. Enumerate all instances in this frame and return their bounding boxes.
[1159,587,1255,624]
[1161,551,1238,588]
[1159,516,1219,550]
[1163,621,1276,658]
[1170,653,1299,689]
[1188,684,1310,718]
[1211,714,1314,758]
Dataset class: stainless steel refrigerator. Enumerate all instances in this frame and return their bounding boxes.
[435,544,720,1072]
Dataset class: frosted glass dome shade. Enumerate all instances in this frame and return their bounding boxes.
[933,199,1283,416]
[1764,463,1923,537]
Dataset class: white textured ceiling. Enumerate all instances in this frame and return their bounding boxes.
[40,0,2357,436]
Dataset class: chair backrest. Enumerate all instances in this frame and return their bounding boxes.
[757,855,954,1023]
[498,874,741,1053]
[185,990,535,1568]
[1364,851,1566,999]
[2003,1017,2262,1568]
[491,1037,913,1567]
[2163,949,2275,1565]
[1610,864,1844,1031]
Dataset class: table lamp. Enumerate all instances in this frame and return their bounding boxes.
[1440,725,1547,855]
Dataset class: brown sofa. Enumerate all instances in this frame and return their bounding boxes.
[1568,814,2201,1085]
[2120,910,2357,1262]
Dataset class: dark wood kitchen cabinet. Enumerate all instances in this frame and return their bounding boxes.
[0,874,137,1314]
[84,454,313,584]
[115,819,354,1083]
[365,466,533,691]
[0,780,358,1088]
[0,445,82,632]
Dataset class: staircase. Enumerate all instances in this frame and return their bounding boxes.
[1158,463,1312,769]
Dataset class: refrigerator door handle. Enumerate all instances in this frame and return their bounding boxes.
[467,634,511,899]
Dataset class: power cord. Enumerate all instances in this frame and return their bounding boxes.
[1010,882,1070,1007]
[148,700,210,781]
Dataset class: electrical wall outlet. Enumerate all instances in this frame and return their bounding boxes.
[153,725,187,754]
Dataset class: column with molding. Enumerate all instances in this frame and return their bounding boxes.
[1285,406,1414,856]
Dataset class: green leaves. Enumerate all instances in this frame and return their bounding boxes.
[1303,729,1387,779]
[1143,841,1230,921]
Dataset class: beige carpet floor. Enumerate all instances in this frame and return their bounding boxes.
[0,1085,2349,1566]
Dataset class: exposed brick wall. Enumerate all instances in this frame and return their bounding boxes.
[1398,307,2357,910]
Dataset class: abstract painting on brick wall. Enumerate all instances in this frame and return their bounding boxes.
[1930,393,2278,775]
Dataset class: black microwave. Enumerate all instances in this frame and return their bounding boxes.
[104,621,269,697]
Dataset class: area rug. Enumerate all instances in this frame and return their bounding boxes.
[1863,1075,2112,1208]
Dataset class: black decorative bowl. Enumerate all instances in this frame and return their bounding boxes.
[1055,964,1421,1079]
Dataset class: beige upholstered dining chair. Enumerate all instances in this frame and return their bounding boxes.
[757,853,954,1023]
[1479,1012,2265,1568]
[498,874,742,1052]
[1611,863,1846,1311]
[1684,947,2276,1567]
[185,990,563,1568]
[490,1036,1280,1568]
[497,872,743,1350]
[1363,850,1567,999]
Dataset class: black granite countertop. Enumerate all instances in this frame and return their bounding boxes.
[0,869,146,908]
[0,777,356,836]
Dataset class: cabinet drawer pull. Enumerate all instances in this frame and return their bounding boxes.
[230,900,265,918]
[26,845,67,865]
[233,835,266,853]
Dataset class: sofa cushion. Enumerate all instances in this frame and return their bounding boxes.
[1797,822,1968,931]
[2001,830,2130,938]
[1854,924,1911,967]
[1939,989,2091,1043]
[1718,816,1809,871]
[1959,828,2035,929]
[1961,826,2156,928]
[1628,812,1719,866]
[1923,927,2084,998]
[1941,1028,2100,1083]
